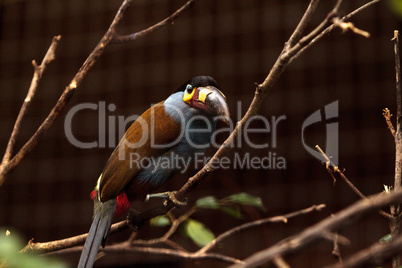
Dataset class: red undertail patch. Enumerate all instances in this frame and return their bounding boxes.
[90,190,131,218]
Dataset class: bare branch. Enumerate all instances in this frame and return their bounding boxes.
[90,0,389,241]
[102,244,243,264]
[48,243,243,265]
[316,145,391,219]
[21,220,127,254]
[112,0,195,43]
[1,35,61,165]
[390,29,402,268]
[331,232,343,264]
[393,30,402,192]
[316,145,366,200]
[39,204,324,263]
[196,204,326,255]
[342,0,382,21]
[18,0,386,262]
[383,108,396,138]
[284,0,320,51]
[290,0,382,63]
[332,17,370,38]
[230,189,402,268]
[327,234,402,268]
[131,208,196,247]
[22,203,324,255]
[320,231,350,246]
[0,0,136,186]
[169,0,384,208]
[332,0,343,13]
[273,256,290,268]
[0,0,195,187]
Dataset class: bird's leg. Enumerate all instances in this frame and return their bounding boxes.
[146,191,188,207]
[126,208,141,232]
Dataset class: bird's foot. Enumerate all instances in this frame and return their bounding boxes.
[146,191,188,207]
[126,209,141,232]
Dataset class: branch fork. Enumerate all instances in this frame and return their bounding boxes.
[6,0,389,266]
[0,0,195,187]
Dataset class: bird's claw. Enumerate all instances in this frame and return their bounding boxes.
[146,191,188,207]
[164,191,188,207]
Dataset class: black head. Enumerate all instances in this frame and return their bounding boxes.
[176,76,220,92]
[178,76,229,125]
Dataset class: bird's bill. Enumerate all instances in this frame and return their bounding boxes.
[190,86,230,125]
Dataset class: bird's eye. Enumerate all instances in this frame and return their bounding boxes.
[183,84,196,103]
[185,84,194,94]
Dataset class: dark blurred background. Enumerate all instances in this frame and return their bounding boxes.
[0,0,401,267]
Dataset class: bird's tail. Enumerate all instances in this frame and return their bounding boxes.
[78,196,116,268]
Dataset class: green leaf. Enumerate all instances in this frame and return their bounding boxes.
[195,196,220,209]
[379,233,392,243]
[388,0,402,18]
[220,206,243,219]
[184,219,215,247]
[227,192,266,211]
[0,229,68,268]
[150,215,172,227]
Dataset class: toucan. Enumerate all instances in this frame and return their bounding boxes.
[78,76,230,268]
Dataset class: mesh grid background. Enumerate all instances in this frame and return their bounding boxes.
[0,0,401,267]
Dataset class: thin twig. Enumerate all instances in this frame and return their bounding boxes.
[332,0,343,13]
[383,108,396,138]
[332,232,343,264]
[273,256,290,268]
[47,243,243,265]
[230,189,402,268]
[321,231,350,246]
[0,0,136,185]
[123,0,385,234]
[196,204,326,255]
[127,231,137,245]
[284,0,321,51]
[41,205,325,264]
[315,145,391,219]
[393,30,402,192]
[112,0,195,43]
[48,243,242,265]
[1,35,61,165]
[390,29,402,268]
[286,0,346,60]
[132,208,196,247]
[22,204,324,255]
[0,0,195,187]
[170,2,311,202]
[315,145,365,199]
[290,0,382,63]
[332,17,370,38]
[20,0,384,257]
[173,0,339,207]
[103,244,243,264]
[163,239,188,252]
[327,234,402,268]
[21,220,128,254]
